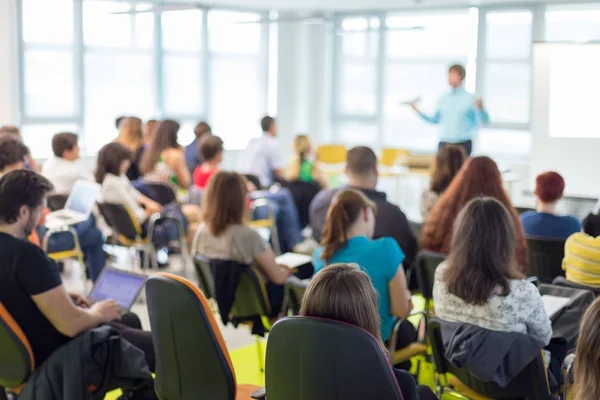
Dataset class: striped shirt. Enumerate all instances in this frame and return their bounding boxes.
[563,233,600,287]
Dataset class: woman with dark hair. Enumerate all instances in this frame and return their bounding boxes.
[421,145,466,219]
[421,156,528,271]
[140,119,191,189]
[302,263,438,400]
[312,189,414,370]
[572,297,600,400]
[96,142,189,249]
[433,197,551,344]
[520,171,580,238]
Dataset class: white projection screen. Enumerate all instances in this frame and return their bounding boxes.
[531,42,600,199]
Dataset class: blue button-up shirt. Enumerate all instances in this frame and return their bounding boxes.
[419,87,490,143]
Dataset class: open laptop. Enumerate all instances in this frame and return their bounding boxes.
[44,180,100,229]
[542,294,572,321]
[88,267,147,311]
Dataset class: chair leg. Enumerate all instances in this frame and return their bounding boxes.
[255,336,264,374]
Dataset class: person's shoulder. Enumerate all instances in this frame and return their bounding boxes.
[372,236,401,251]
[520,210,536,220]
[232,224,263,240]
[6,234,49,261]
[509,278,539,298]
[311,188,338,207]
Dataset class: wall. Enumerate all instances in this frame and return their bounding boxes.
[0,0,18,125]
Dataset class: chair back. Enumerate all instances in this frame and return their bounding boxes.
[229,266,272,319]
[428,319,552,400]
[516,206,535,215]
[249,198,280,255]
[316,145,347,164]
[265,317,403,400]
[286,180,321,228]
[188,186,204,206]
[552,276,600,297]
[138,181,177,206]
[146,273,237,400]
[381,148,409,167]
[97,203,143,243]
[283,277,310,315]
[526,236,566,283]
[415,250,447,302]
[193,253,216,300]
[0,303,34,390]
[46,194,68,211]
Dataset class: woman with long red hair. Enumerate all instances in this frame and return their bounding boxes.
[421,156,527,271]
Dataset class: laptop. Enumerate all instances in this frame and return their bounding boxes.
[88,267,147,311]
[542,294,572,321]
[45,180,100,229]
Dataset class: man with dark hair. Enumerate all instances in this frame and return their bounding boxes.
[192,135,224,189]
[185,121,212,174]
[236,115,284,188]
[409,64,489,156]
[0,136,29,176]
[42,132,93,195]
[309,146,418,271]
[0,169,156,374]
[0,125,41,172]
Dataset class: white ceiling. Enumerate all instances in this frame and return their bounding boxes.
[166,0,599,11]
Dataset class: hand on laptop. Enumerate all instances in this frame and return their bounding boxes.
[91,299,122,323]
[69,292,91,308]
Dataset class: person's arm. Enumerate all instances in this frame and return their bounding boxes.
[171,150,192,189]
[474,99,490,125]
[411,103,441,124]
[254,248,293,285]
[286,155,301,181]
[388,266,413,319]
[33,286,121,337]
[525,284,553,345]
[137,193,162,216]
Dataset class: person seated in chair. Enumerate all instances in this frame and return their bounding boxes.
[310,146,417,270]
[571,297,600,400]
[192,135,225,189]
[562,218,600,288]
[96,142,191,249]
[42,132,94,194]
[185,121,212,175]
[301,263,438,400]
[312,189,415,371]
[0,125,40,172]
[194,171,296,316]
[433,197,552,345]
[286,134,327,187]
[0,135,29,178]
[0,170,155,373]
[520,171,581,239]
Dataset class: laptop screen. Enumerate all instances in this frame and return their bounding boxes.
[88,268,147,309]
[65,180,100,215]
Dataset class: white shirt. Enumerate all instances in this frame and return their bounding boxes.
[100,173,146,224]
[236,133,283,187]
[41,157,94,195]
[433,262,552,345]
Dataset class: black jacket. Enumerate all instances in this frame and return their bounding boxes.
[440,320,545,387]
[309,186,418,270]
[20,325,152,400]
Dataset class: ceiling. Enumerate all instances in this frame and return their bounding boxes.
[163,0,599,11]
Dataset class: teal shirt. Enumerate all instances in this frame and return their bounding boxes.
[312,236,405,342]
[419,87,490,143]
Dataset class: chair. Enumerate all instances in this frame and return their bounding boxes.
[428,319,554,400]
[516,206,535,215]
[46,194,68,212]
[0,303,34,399]
[192,253,216,301]
[414,250,447,309]
[42,226,86,287]
[316,144,347,165]
[381,148,410,167]
[526,236,567,283]
[408,220,423,240]
[248,198,281,255]
[552,276,600,297]
[286,180,321,228]
[281,276,309,316]
[145,273,260,400]
[137,181,177,206]
[263,317,404,400]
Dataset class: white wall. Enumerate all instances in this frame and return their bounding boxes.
[0,0,18,125]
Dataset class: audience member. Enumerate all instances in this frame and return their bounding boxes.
[563,221,600,288]
[42,132,93,194]
[96,142,188,249]
[236,115,284,188]
[142,119,158,146]
[421,145,466,219]
[0,136,29,177]
[0,125,40,172]
[300,263,438,400]
[312,189,415,370]
[310,146,418,270]
[115,116,144,181]
[192,135,224,189]
[185,121,212,175]
[421,156,528,271]
[286,135,327,187]
[0,170,155,371]
[433,197,551,345]
[194,171,294,315]
[521,171,581,239]
[115,115,127,130]
[572,297,600,400]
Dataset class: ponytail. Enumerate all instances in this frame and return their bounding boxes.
[321,189,376,263]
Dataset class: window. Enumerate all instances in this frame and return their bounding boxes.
[83,1,131,47]
[545,5,600,42]
[481,11,532,125]
[22,0,73,44]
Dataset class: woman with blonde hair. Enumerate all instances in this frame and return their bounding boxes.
[572,297,600,400]
[312,189,414,369]
[114,116,144,181]
[301,263,438,400]
[286,135,327,187]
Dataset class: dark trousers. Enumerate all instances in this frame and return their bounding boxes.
[439,139,472,156]
[385,320,418,371]
[393,369,439,400]
[108,316,155,373]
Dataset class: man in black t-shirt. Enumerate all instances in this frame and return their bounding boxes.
[0,170,122,365]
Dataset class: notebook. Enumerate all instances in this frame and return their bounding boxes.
[542,294,571,321]
[88,267,147,311]
[275,253,312,269]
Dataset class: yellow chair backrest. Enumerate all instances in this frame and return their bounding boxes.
[381,148,410,167]
[317,145,347,164]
